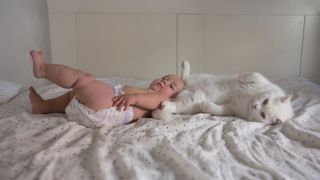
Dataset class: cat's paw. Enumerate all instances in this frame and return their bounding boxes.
[152,109,173,120]
[181,60,190,80]
[151,101,176,120]
[199,101,217,114]
[161,101,177,112]
[182,60,190,70]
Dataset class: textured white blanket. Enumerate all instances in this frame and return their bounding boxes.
[0,78,319,180]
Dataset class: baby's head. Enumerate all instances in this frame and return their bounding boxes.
[149,74,185,98]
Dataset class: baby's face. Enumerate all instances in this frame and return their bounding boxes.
[149,74,184,98]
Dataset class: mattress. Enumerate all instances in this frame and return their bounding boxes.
[0,77,319,180]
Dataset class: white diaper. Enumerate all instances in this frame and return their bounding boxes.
[65,84,134,128]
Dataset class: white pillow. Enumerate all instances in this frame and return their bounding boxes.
[0,79,21,104]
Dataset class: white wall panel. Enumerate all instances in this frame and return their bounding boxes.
[76,14,177,79]
[178,15,304,78]
[47,1,320,83]
[177,15,204,74]
[47,0,320,15]
[49,13,77,68]
[301,16,320,84]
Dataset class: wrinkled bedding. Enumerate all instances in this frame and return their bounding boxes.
[0,77,320,180]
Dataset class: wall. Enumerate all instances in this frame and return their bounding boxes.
[48,0,320,84]
[0,0,51,91]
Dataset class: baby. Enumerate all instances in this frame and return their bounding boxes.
[29,50,184,128]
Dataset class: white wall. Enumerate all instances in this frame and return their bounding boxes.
[48,0,320,83]
[178,15,303,78]
[0,0,51,91]
[301,16,320,84]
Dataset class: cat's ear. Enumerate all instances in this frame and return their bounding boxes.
[262,98,269,105]
[280,95,292,103]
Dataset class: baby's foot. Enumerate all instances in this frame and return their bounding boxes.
[29,86,46,114]
[30,50,46,78]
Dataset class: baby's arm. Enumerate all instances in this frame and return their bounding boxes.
[112,93,168,111]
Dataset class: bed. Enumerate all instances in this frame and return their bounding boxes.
[0,77,320,180]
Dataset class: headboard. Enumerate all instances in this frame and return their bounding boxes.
[47,0,320,84]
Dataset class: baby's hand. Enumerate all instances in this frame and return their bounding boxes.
[112,94,137,111]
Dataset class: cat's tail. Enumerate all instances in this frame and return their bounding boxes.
[181,60,190,80]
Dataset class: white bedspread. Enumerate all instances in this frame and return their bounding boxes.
[0,78,319,180]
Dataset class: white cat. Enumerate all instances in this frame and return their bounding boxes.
[152,61,294,125]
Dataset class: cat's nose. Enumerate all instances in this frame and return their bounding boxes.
[271,118,281,125]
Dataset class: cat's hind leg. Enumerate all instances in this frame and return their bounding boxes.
[181,60,190,80]
[239,72,269,85]
[199,102,233,116]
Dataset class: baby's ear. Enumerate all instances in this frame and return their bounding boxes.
[280,95,292,103]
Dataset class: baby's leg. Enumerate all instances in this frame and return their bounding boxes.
[29,87,74,114]
[30,51,94,90]
[30,50,114,111]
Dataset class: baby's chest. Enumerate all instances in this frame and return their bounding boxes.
[122,86,148,94]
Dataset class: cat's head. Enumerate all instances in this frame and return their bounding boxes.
[248,94,294,125]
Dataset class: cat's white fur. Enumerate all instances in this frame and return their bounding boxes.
[152,61,294,124]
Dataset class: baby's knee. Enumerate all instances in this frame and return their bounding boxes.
[73,72,95,90]
[78,71,93,80]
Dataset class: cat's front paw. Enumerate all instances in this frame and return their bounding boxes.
[151,101,176,120]
[199,101,215,113]
[161,101,177,112]
[152,109,173,120]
